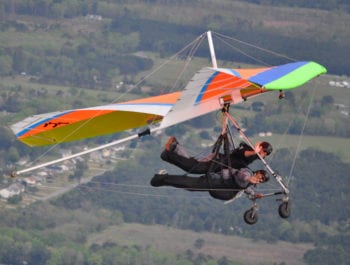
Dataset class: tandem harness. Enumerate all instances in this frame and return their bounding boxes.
[205,103,253,201]
[206,132,244,200]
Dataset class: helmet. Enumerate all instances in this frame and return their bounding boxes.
[254,169,269,182]
[261,142,273,155]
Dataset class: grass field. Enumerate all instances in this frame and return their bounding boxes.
[252,134,350,163]
[87,223,312,265]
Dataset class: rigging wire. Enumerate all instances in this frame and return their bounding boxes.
[23,33,208,169]
[263,93,309,183]
[214,35,271,66]
[92,180,280,192]
[38,179,281,201]
[213,31,297,63]
[287,85,316,183]
[39,184,210,200]
[169,39,199,91]
[147,32,206,127]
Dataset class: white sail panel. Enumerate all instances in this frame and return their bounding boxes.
[160,67,249,128]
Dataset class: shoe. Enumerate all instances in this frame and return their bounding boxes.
[165,136,178,151]
[158,169,168,175]
[160,150,170,161]
[150,173,167,187]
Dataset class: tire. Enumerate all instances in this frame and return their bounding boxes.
[278,202,291,218]
[244,209,258,225]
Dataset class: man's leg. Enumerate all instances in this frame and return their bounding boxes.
[150,172,239,201]
[150,173,210,190]
[161,150,211,174]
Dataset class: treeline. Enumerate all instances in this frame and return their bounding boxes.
[0,0,97,18]
[1,0,349,17]
[0,20,153,88]
[242,91,350,138]
[0,204,238,265]
[1,15,348,90]
[0,0,349,85]
[240,0,350,12]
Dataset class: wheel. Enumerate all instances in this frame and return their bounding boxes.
[278,202,291,218]
[244,209,258,225]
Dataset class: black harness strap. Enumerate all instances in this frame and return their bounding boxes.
[206,133,223,191]
[207,103,235,189]
[208,134,224,173]
[223,132,231,170]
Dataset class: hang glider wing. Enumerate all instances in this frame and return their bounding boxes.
[236,61,326,90]
[160,61,327,128]
[11,61,326,147]
[11,92,181,147]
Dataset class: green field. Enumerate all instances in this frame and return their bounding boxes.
[253,134,350,163]
[87,223,312,265]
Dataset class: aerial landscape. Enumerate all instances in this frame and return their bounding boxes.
[0,1,349,264]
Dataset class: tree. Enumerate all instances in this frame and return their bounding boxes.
[199,131,212,140]
[69,160,88,183]
[8,146,20,163]
[194,238,205,249]
[252,101,264,112]
[0,127,13,149]
[321,95,334,106]
[12,47,26,73]
[304,244,350,265]
[0,55,13,75]
[7,194,22,204]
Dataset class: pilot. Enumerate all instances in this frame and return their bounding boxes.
[150,168,269,201]
[160,136,273,174]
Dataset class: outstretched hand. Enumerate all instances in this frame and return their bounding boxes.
[249,172,265,184]
[255,193,264,199]
[249,175,261,184]
[254,142,262,154]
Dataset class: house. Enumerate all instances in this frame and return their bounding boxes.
[23,177,36,187]
[102,148,111,158]
[0,183,25,199]
[0,188,11,199]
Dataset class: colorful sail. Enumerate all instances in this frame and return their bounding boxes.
[160,61,327,128]
[236,61,327,90]
[11,92,180,146]
[11,61,326,147]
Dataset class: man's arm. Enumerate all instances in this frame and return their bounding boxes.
[243,142,263,158]
[248,172,265,184]
[244,187,263,199]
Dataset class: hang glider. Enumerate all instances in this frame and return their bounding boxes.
[11,61,326,147]
[10,31,327,177]
[8,31,328,224]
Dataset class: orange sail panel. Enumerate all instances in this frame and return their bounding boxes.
[12,92,181,146]
[195,71,250,104]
